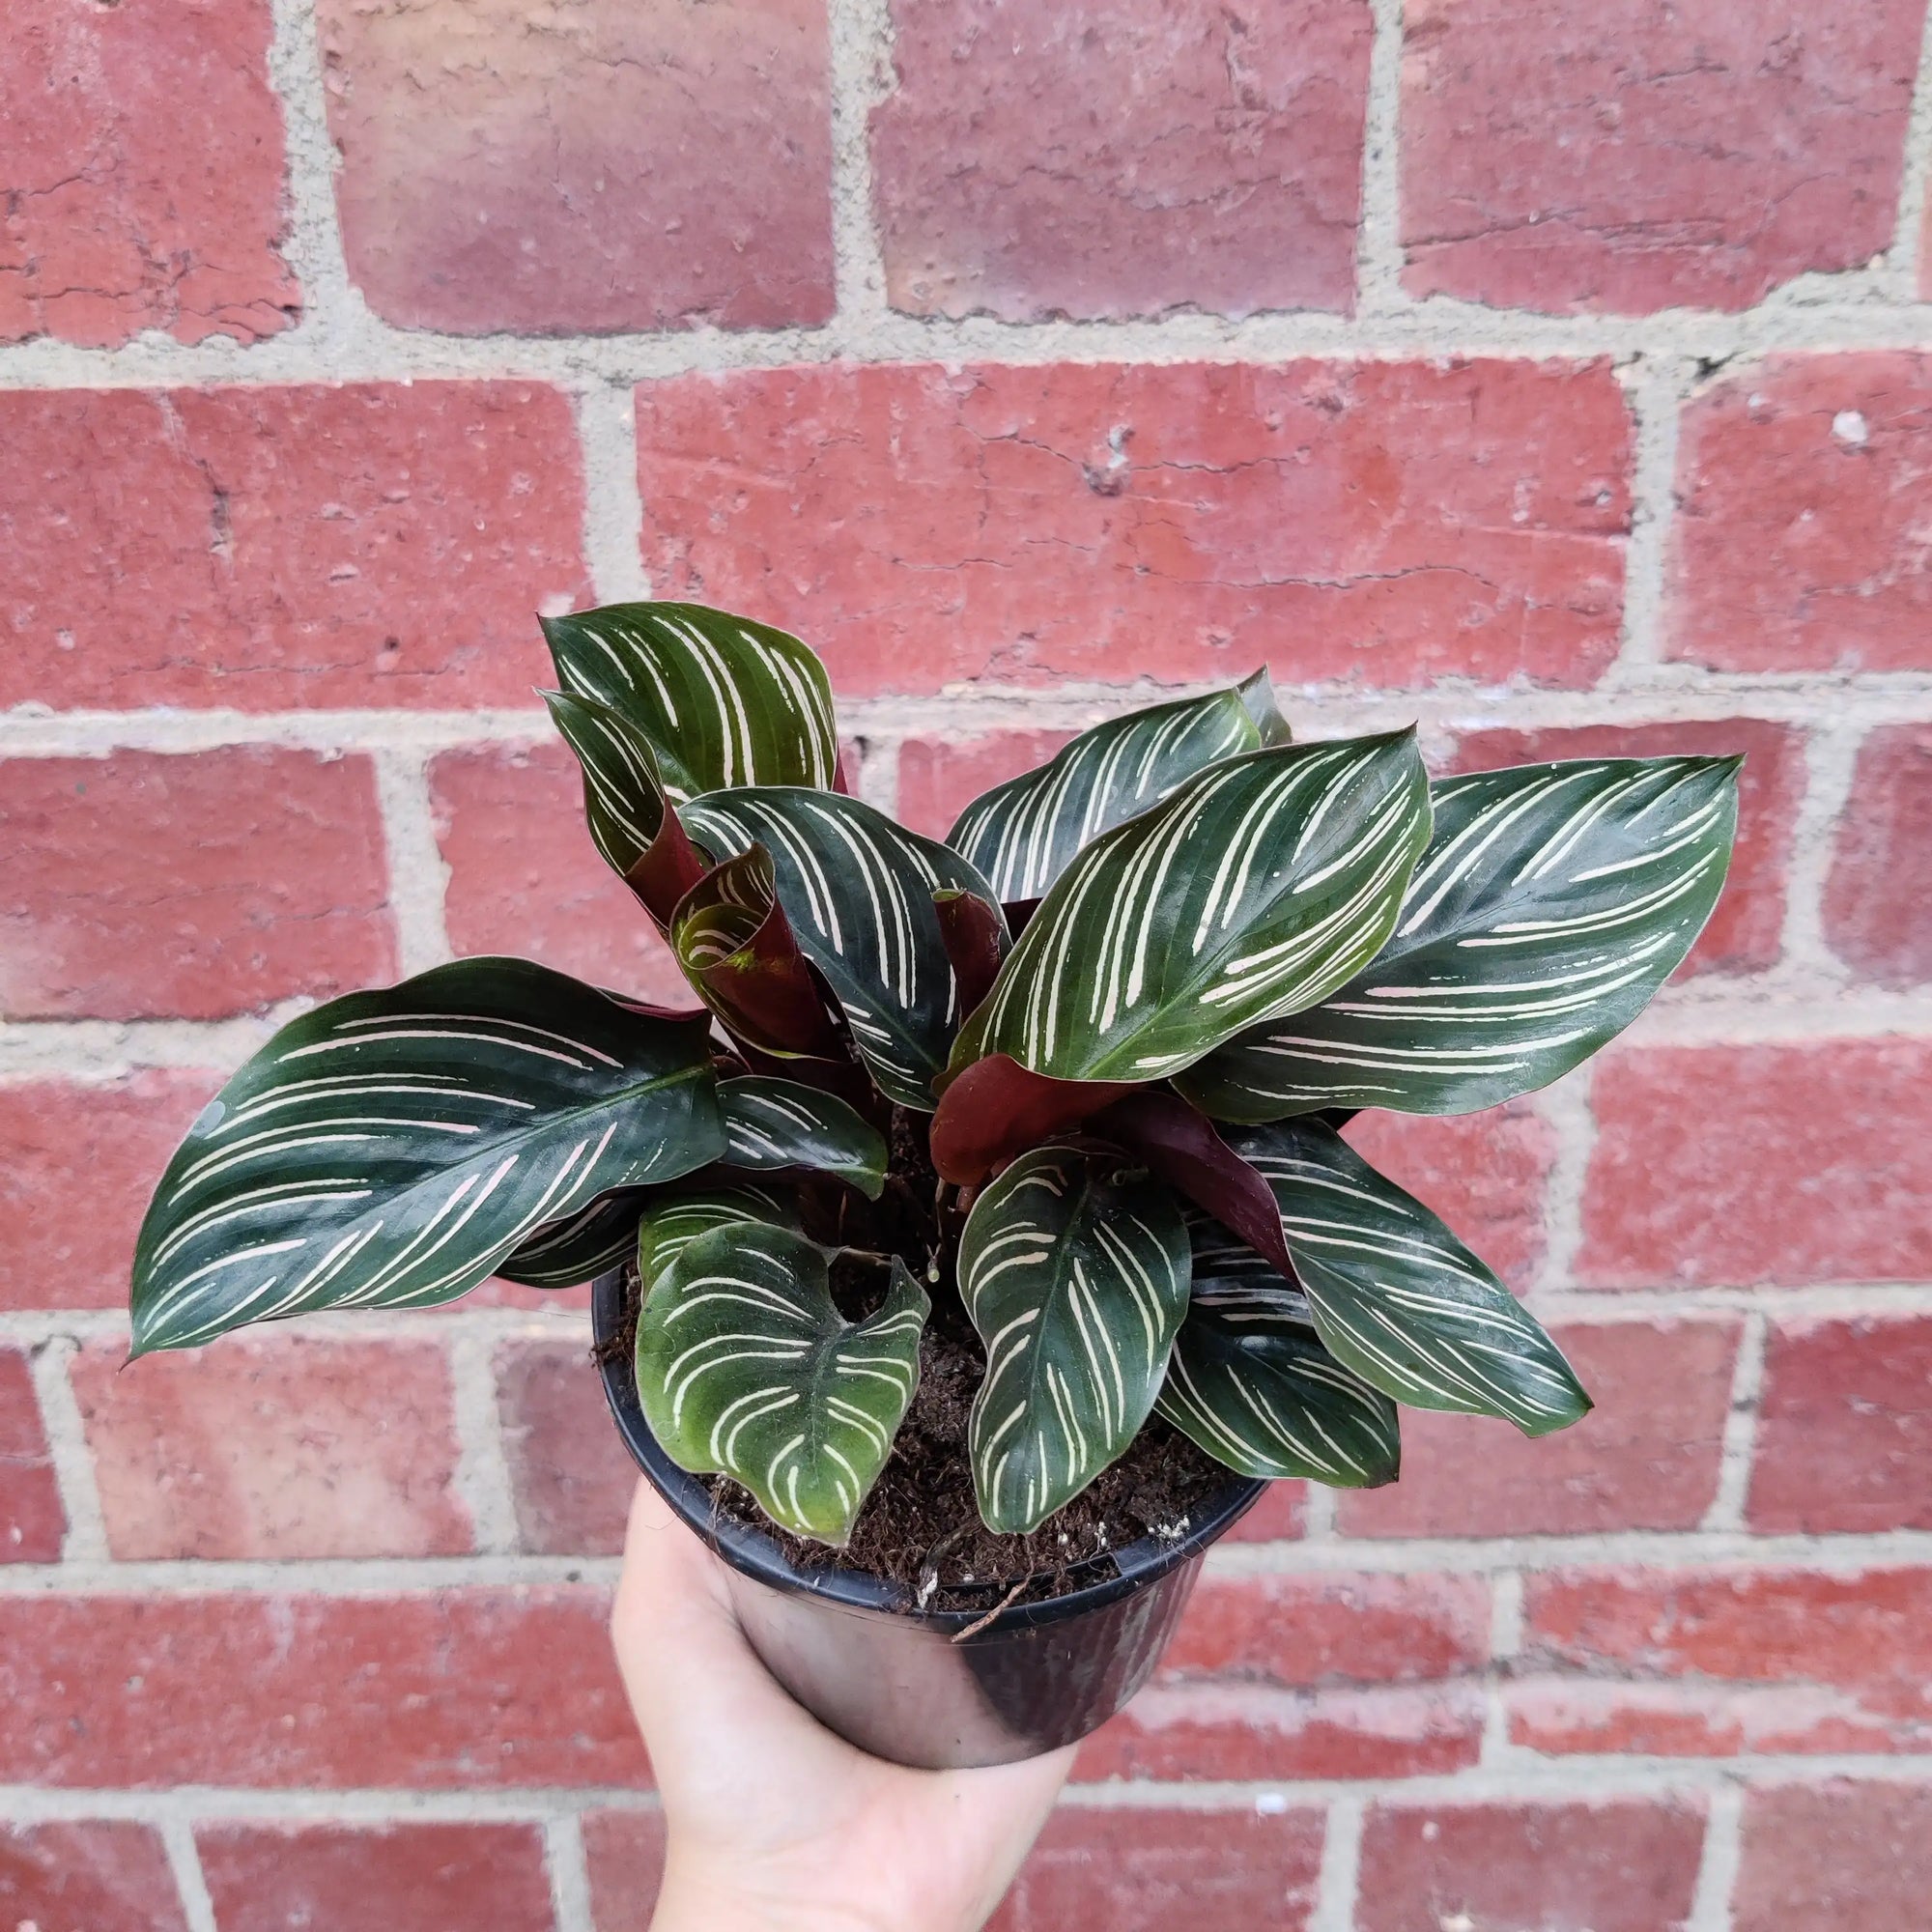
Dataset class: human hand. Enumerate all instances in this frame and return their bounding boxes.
[611,1479,1074,1932]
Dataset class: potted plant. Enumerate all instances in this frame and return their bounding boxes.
[130,601,1739,1771]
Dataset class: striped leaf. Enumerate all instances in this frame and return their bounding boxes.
[499,1189,650,1288]
[1156,1278,1401,1487]
[684,788,1007,1111]
[949,732,1432,1087]
[130,960,724,1355]
[540,689,705,924]
[637,1181,801,1291]
[948,671,1292,901]
[637,1220,928,1545]
[542,601,838,802]
[1230,1120,1590,1435]
[719,1077,887,1199]
[1178,757,1742,1122]
[958,1144,1191,1534]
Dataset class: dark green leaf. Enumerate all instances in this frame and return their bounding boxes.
[498,1189,649,1288]
[719,1077,887,1199]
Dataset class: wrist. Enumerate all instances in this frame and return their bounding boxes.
[649,1853,900,1932]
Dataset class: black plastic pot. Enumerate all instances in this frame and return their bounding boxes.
[592,1267,1264,1771]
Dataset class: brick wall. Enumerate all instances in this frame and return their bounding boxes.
[4,1,1931,1926]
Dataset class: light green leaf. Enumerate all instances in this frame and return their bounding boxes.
[1178,757,1742,1122]
[1230,1120,1590,1435]
[950,732,1432,1087]
[684,788,1006,1110]
[637,1181,801,1291]
[131,960,723,1354]
[637,1221,928,1546]
[948,672,1291,901]
[958,1144,1191,1534]
[720,1077,887,1199]
[542,601,838,802]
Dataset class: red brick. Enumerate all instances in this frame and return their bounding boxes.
[1222,1481,1308,1544]
[74,1335,470,1561]
[319,0,832,333]
[0,1071,221,1310]
[1515,1565,1932,1755]
[1577,1040,1932,1288]
[498,1337,636,1556]
[1667,354,1932,672]
[0,1821,188,1932]
[1827,724,1932,984]
[0,1347,65,1562]
[1,0,297,348]
[1342,1101,1554,1290]
[1402,0,1922,314]
[198,1822,555,1932]
[0,750,395,1021]
[582,1810,668,1932]
[0,1589,645,1787]
[0,383,587,711]
[987,1805,1326,1930]
[430,742,692,1008]
[637,359,1632,695]
[872,0,1369,323]
[1735,1781,1932,1932]
[1749,1317,1932,1534]
[1451,720,1801,977]
[896,731,1078,842]
[1339,1318,1737,1539]
[1356,1797,1706,1932]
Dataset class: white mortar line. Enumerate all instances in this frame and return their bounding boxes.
[27,1336,110,1563]
[1300,1484,1339,1542]
[265,0,354,330]
[1777,722,1867,980]
[576,384,653,605]
[1686,1782,1745,1932]
[827,0,895,322]
[851,732,900,818]
[1479,1573,1525,1764]
[1309,1793,1366,1932]
[162,1816,221,1932]
[1531,1063,1593,1293]
[446,1330,524,1558]
[370,749,453,977]
[545,1813,597,1932]
[1701,1312,1770,1533]
[1605,354,1690,676]
[1889,0,1932,297]
[1354,0,1407,315]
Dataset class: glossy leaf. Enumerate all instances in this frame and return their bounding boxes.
[637,1181,801,1291]
[950,732,1432,1087]
[719,1077,887,1199]
[958,1144,1191,1534]
[637,1220,928,1545]
[498,1188,650,1288]
[948,672,1292,900]
[1156,1278,1401,1487]
[542,601,838,801]
[933,889,1008,1017]
[1179,757,1742,1122]
[1230,1120,1590,1435]
[131,960,723,1354]
[684,788,1006,1111]
[928,1055,1132,1187]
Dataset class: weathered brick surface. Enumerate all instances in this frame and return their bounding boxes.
[1667,354,1932,672]
[0,1821,188,1932]
[0,750,395,1021]
[497,1336,637,1556]
[1735,1781,1932,1932]
[0,383,587,710]
[1402,0,1923,313]
[0,1072,221,1310]
[2,0,297,348]
[198,1822,557,1932]
[1222,1481,1307,1544]
[1749,1316,1932,1533]
[1355,1797,1707,1932]
[872,0,1370,323]
[0,1346,65,1563]
[1514,1566,1932,1755]
[430,741,693,1008]
[319,0,833,333]
[0,1590,645,1786]
[1342,1101,1554,1290]
[1578,1039,1932,1288]
[73,1335,471,1561]
[637,358,1632,695]
[1827,723,1932,985]
[896,730,1079,842]
[1338,1318,1737,1539]
[1450,720,1801,976]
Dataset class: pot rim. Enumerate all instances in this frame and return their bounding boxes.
[592,1266,1266,1636]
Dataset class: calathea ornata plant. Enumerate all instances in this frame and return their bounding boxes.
[130,602,1740,1548]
